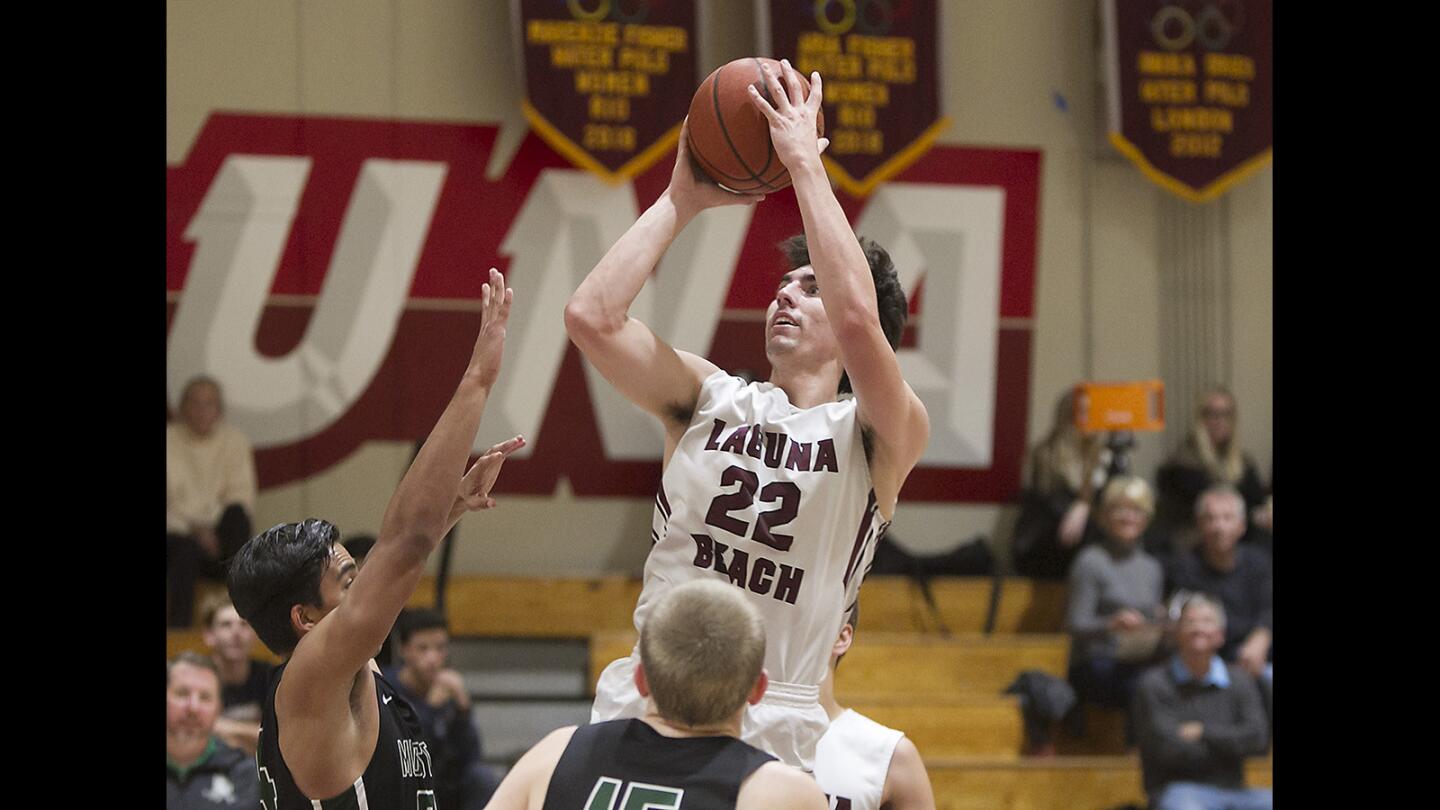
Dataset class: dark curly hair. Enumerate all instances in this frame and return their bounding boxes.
[776,233,907,394]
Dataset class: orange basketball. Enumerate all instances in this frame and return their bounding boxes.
[686,57,825,193]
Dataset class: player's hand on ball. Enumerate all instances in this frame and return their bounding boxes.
[668,117,766,218]
[749,59,826,171]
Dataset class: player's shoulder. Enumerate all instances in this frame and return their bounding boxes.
[842,707,901,736]
[533,724,580,754]
[737,761,827,809]
[890,734,923,770]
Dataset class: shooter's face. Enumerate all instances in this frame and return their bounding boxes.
[766,267,838,366]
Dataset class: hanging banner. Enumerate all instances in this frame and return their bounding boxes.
[1103,0,1272,203]
[759,0,949,197]
[514,0,698,182]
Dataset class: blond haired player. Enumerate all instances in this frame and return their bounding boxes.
[486,580,826,810]
[568,59,929,771]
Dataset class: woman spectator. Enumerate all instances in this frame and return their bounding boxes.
[1153,387,1269,560]
[1065,475,1167,742]
[1011,390,1110,579]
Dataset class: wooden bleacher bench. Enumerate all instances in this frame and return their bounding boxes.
[402,575,1069,638]
[166,629,282,664]
[855,576,1068,635]
[407,575,642,638]
[847,697,1025,759]
[588,630,1069,701]
[835,632,1070,700]
[923,755,1272,810]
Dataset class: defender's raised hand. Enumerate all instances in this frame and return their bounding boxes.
[459,435,526,512]
[469,268,513,388]
[748,59,830,171]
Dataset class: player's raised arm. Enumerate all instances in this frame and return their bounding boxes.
[749,61,930,508]
[564,119,762,430]
[288,268,520,693]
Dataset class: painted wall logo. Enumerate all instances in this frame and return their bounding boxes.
[167,113,1039,502]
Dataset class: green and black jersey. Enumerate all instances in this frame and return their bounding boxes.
[543,719,775,810]
[258,662,439,809]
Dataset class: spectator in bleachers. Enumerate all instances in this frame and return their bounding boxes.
[1153,387,1269,561]
[815,603,937,810]
[166,652,260,809]
[1011,390,1109,579]
[167,375,257,627]
[385,608,499,810]
[1133,594,1271,810]
[1167,485,1272,689]
[199,594,272,754]
[1065,475,1166,741]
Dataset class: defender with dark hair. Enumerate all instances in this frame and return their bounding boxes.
[227,269,525,809]
[567,60,930,770]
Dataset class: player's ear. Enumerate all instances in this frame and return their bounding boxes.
[832,623,854,658]
[290,603,317,638]
[634,660,651,698]
[747,669,769,706]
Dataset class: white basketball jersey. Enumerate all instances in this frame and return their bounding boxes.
[814,710,905,810]
[634,372,889,688]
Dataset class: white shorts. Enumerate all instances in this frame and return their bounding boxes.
[591,653,830,771]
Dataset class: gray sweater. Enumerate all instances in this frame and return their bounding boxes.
[1065,541,1165,661]
[1133,660,1270,799]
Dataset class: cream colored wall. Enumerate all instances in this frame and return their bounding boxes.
[167,0,1272,573]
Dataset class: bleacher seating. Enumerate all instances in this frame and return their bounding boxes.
[588,629,1067,701]
[402,574,1071,637]
[924,756,1272,809]
[166,628,282,664]
[170,573,1270,798]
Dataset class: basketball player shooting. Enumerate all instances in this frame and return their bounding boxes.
[566,59,930,770]
[227,269,524,808]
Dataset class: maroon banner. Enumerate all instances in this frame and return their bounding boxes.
[1104,0,1272,202]
[760,0,948,197]
[515,0,698,181]
[167,113,1039,503]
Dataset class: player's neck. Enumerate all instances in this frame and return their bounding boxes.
[768,365,842,410]
[641,711,742,740]
[819,670,844,721]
